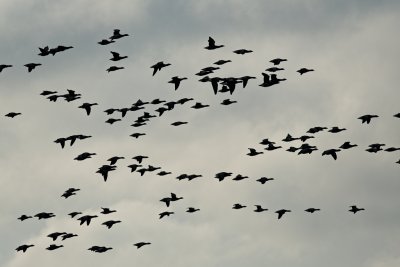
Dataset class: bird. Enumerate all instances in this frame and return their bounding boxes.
[132,155,148,163]
[394,113,400,118]
[385,147,400,152]
[328,126,346,133]
[88,246,113,253]
[61,188,80,198]
[247,148,263,156]
[254,205,268,212]
[110,51,128,61]
[358,114,379,124]
[128,164,142,172]
[205,37,224,50]
[305,208,320,213]
[96,164,117,181]
[109,29,129,40]
[215,172,232,182]
[151,61,171,76]
[17,215,32,221]
[102,220,121,229]
[158,171,172,176]
[34,212,55,220]
[74,152,96,161]
[307,126,327,134]
[24,63,41,72]
[233,49,253,55]
[47,232,67,241]
[107,156,125,165]
[61,233,78,241]
[16,244,34,253]
[5,112,21,118]
[46,244,63,250]
[77,215,98,225]
[37,46,50,56]
[159,211,174,219]
[265,67,284,72]
[265,143,282,151]
[214,59,231,65]
[168,76,187,90]
[0,64,12,72]
[130,133,146,138]
[101,207,117,214]
[299,135,314,142]
[170,193,183,202]
[275,209,291,219]
[105,118,121,124]
[322,149,341,160]
[68,212,82,218]
[297,68,314,75]
[221,99,237,105]
[349,205,365,214]
[340,142,358,149]
[256,177,274,184]
[259,73,277,87]
[40,90,57,96]
[191,102,209,109]
[232,174,249,181]
[98,39,115,45]
[240,76,256,88]
[186,207,200,213]
[269,58,287,65]
[134,242,151,249]
[171,121,188,126]
[78,103,98,115]
[282,134,299,142]
[232,203,246,209]
[259,138,276,146]
[286,146,299,152]
[106,66,124,72]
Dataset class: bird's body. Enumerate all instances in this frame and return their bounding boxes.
[24,63,41,72]
[358,114,379,124]
[349,205,365,214]
[275,209,291,219]
[205,37,224,50]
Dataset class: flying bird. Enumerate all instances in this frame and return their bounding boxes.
[221,99,237,105]
[24,63,41,72]
[110,29,129,40]
[98,39,115,45]
[88,246,113,253]
[34,212,55,220]
[17,215,32,221]
[46,244,64,251]
[265,67,284,72]
[358,114,378,124]
[305,208,321,213]
[232,203,246,209]
[269,58,287,65]
[339,142,357,149]
[107,156,125,165]
[96,164,117,181]
[256,177,274,184]
[5,112,21,118]
[74,152,96,161]
[159,211,174,219]
[214,59,231,65]
[102,220,121,229]
[328,126,346,133]
[247,148,263,156]
[101,207,117,214]
[106,66,124,72]
[322,149,341,160]
[0,64,12,72]
[349,205,365,214]
[233,49,253,55]
[77,215,98,226]
[151,61,171,76]
[168,76,187,90]
[132,155,148,163]
[171,121,188,126]
[186,207,200,213]
[254,205,268,212]
[78,103,98,115]
[275,209,291,219]
[47,232,67,241]
[134,242,151,249]
[110,51,128,61]
[205,37,224,50]
[16,244,34,253]
[297,68,314,75]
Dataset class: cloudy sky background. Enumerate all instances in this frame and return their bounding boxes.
[1,1,399,266]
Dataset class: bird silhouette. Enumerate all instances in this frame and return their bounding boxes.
[132,155,148,164]
[282,134,299,142]
[170,192,183,202]
[339,142,357,149]
[107,156,124,165]
[16,244,34,253]
[102,220,121,229]
[265,67,284,72]
[275,209,291,219]
[46,244,63,250]
[322,149,341,160]
[254,205,268,212]
[191,102,209,109]
[233,49,253,55]
[385,147,400,152]
[214,59,231,65]
[171,121,188,126]
[61,188,80,198]
[256,177,274,184]
[78,103,98,115]
[128,164,142,172]
[158,171,172,176]
[247,148,263,156]
[106,66,124,72]
[37,46,50,56]
[47,232,67,241]
[286,146,299,152]
[68,212,82,218]
[110,51,128,61]
[215,172,232,182]
[307,126,327,134]
[232,203,246,209]
[270,58,287,65]
[221,99,237,105]
[74,152,96,161]
[77,215,98,225]
[328,126,346,133]
[0,64,12,72]
[151,61,171,76]
[299,135,314,142]
[159,211,174,219]
[160,197,172,207]
[5,112,21,118]
[358,114,378,124]
[394,113,400,118]
[265,143,282,151]
[349,205,365,214]
[61,233,78,241]
[88,246,113,253]
[24,63,41,72]
[101,207,117,214]
[34,212,55,220]
[305,208,320,213]
[240,76,256,88]
[186,207,200,213]
[110,29,129,40]
[98,39,115,45]
[96,165,117,181]
[297,68,314,75]
[130,133,146,138]
[134,242,151,249]
[232,174,249,181]
[168,76,187,90]
[17,215,32,221]
[205,37,224,50]
[40,90,57,96]
[105,118,121,124]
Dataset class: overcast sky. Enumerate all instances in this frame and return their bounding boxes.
[1,1,399,267]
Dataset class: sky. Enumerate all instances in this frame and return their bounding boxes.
[1,0,399,266]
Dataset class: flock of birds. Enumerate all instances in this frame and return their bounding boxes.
[3,30,399,254]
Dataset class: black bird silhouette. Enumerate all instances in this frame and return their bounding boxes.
[275,209,291,219]
[340,142,358,149]
[349,205,365,214]
[34,212,55,220]
[305,208,320,213]
[358,114,378,124]
[18,215,32,221]
[160,196,172,207]
[107,156,124,165]
[191,102,209,109]
[61,233,78,241]
[40,90,57,96]
[88,246,113,253]
[110,51,128,61]
[259,73,278,87]
[256,177,274,184]
[68,212,82,218]
[110,29,129,40]
[205,37,224,50]
[130,133,146,139]
[171,121,188,126]
[299,135,314,142]
[232,203,246,209]
[240,76,256,88]
[322,149,341,160]
[24,63,41,72]
[105,118,121,124]
[132,155,148,164]
[297,68,314,75]
[282,134,299,142]
[0,64,12,72]
[170,193,183,202]
[366,143,385,153]
[186,207,200,213]
[270,58,287,65]
[233,49,253,55]
[96,165,117,181]
[106,66,124,72]
[328,126,346,133]
[215,172,232,182]
[37,46,50,56]
[128,164,142,172]
[101,207,117,214]
[254,205,268,212]
[61,188,80,198]
[286,146,299,152]
[74,152,96,161]
[151,98,166,104]
[78,103,98,116]
[159,211,174,219]
[307,126,327,134]
[214,59,231,65]
[16,244,34,253]
[259,138,276,146]
[394,113,400,118]
[221,99,237,105]
[177,98,194,105]
[176,174,188,181]
[265,143,282,151]
[5,112,21,118]
[102,220,121,229]
[168,76,187,90]
[98,39,115,45]
[385,147,400,152]
[104,108,118,115]
[137,168,148,176]
[151,61,171,76]
[78,215,98,225]
[265,67,284,72]
[47,232,67,241]
[134,242,151,249]
[49,45,73,56]
[247,148,263,156]
[232,174,249,181]
[158,171,172,176]
[46,244,63,250]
